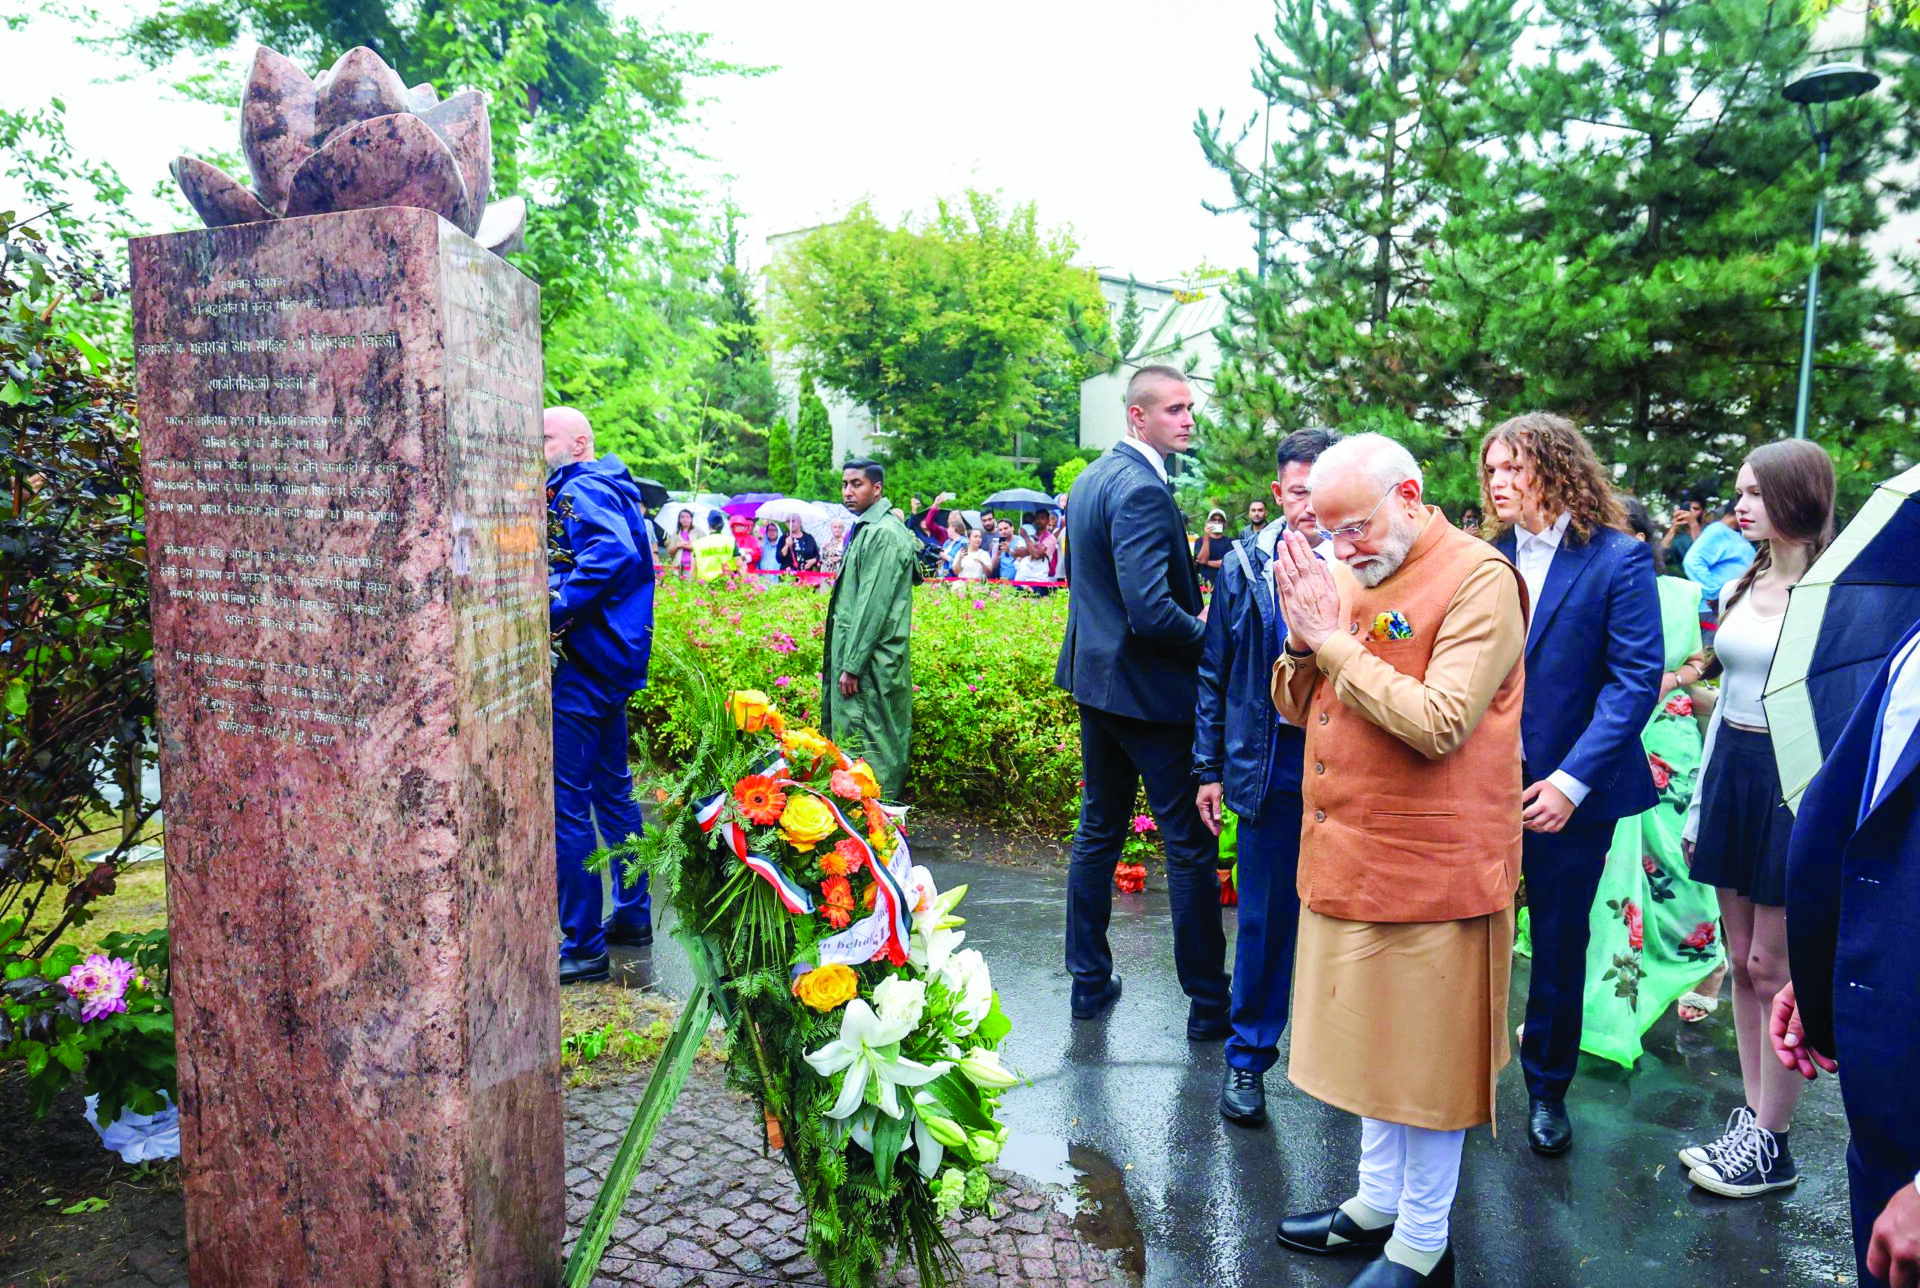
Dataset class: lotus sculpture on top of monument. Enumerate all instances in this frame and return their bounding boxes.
[171,46,526,255]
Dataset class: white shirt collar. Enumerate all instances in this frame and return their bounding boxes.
[1518,511,1572,550]
[1116,436,1169,483]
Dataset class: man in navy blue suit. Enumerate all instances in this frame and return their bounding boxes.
[544,407,656,985]
[1195,427,1340,1126]
[1484,413,1662,1156]
[1778,616,1920,1288]
[1055,365,1230,1034]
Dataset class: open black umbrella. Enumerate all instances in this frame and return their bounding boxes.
[980,487,1057,512]
[632,476,671,511]
[1766,462,1920,810]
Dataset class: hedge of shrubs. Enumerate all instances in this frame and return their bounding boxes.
[630,574,1082,830]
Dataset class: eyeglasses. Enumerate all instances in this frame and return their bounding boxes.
[1320,488,1393,542]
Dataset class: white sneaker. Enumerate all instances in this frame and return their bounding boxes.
[1678,1106,1754,1171]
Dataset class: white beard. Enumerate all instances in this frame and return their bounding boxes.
[1343,509,1419,587]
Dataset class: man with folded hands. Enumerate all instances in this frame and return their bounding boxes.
[1269,432,1528,1288]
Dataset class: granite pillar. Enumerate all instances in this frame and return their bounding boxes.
[130,207,563,1285]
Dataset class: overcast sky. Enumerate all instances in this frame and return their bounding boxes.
[3,0,1277,284]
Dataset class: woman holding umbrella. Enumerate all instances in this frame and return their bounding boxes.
[1678,440,1835,1200]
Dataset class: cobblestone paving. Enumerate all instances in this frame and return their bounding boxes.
[567,1065,1133,1288]
[39,1062,1130,1288]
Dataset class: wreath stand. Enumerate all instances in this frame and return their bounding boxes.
[561,929,803,1287]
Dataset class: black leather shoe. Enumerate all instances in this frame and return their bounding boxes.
[1071,973,1122,1020]
[1348,1246,1455,1286]
[1187,1009,1233,1042]
[1276,1205,1394,1257]
[559,952,610,985]
[1220,1067,1266,1127]
[605,921,653,948]
[1528,1097,1572,1155]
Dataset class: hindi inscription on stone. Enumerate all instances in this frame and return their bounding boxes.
[132,207,562,1286]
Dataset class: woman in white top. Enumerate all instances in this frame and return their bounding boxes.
[1677,439,1835,1201]
[951,528,995,581]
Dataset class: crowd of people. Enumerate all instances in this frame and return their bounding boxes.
[536,379,1916,1288]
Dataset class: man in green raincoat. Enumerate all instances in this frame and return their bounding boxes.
[822,459,918,798]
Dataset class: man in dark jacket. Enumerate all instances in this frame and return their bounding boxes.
[544,407,655,985]
[1054,365,1229,1033]
[1780,616,1920,1288]
[1195,427,1338,1126]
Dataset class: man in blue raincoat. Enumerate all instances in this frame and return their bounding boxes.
[544,406,654,984]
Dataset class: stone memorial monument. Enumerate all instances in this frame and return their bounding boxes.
[131,46,561,1286]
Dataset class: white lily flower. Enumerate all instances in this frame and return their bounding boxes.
[804,1000,951,1120]
[938,948,993,1036]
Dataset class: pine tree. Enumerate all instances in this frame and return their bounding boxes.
[792,374,835,500]
[767,416,794,493]
[1199,0,1526,510]
[1116,278,1144,359]
[1444,0,1920,510]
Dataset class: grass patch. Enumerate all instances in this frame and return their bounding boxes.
[557,984,725,1088]
[11,807,166,959]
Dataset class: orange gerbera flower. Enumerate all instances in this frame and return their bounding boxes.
[819,846,853,878]
[819,875,855,929]
[861,798,889,834]
[860,880,878,913]
[733,774,787,826]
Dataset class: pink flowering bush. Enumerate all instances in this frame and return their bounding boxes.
[2,925,174,1122]
[632,574,1080,827]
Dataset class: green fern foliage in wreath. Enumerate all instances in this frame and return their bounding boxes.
[602,651,1021,1287]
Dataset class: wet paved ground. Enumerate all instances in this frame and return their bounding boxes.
[831,853,1861,1288]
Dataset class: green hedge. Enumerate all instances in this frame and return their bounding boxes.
[632,574,1080,829]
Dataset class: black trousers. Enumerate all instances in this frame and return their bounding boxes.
[1064,704,1229,1018]
[1519,816,1614,1100]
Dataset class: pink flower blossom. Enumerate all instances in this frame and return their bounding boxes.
[972,600,986,610]
[967,684,977,692]
[775,676,793,687]
[1131,814,1157,835]
[1624,900,1644,951]
[59,954,138,1023]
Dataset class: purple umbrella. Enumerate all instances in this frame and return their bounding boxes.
[723,491,785,518]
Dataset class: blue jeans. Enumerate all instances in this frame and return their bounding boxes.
[553,663,649,960]
[1226,792,1303,1073]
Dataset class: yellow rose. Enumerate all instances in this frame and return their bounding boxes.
[778,793,839,852]
[792,963,859,1011]
[782,725,841,763]
[728,689,775,732]
[847,759,882,800]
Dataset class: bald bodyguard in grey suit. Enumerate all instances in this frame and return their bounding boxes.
[1054,365,1230,1034]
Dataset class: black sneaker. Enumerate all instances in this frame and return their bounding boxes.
[1220,1067,1266,1127]
[1678,1106,1754,1171]
[1688,1124,1798,1198]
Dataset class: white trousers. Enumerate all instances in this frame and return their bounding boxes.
[1356,1117,1466,1252]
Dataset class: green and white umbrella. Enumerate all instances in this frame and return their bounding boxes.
[1765,462,1920,812]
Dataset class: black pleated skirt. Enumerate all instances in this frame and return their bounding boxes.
[1688,725,1794,907]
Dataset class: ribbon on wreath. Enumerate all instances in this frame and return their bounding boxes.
[694,791,816,915]
[798,787,914,968]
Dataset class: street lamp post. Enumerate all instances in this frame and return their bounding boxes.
[1782,59,1879,440]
